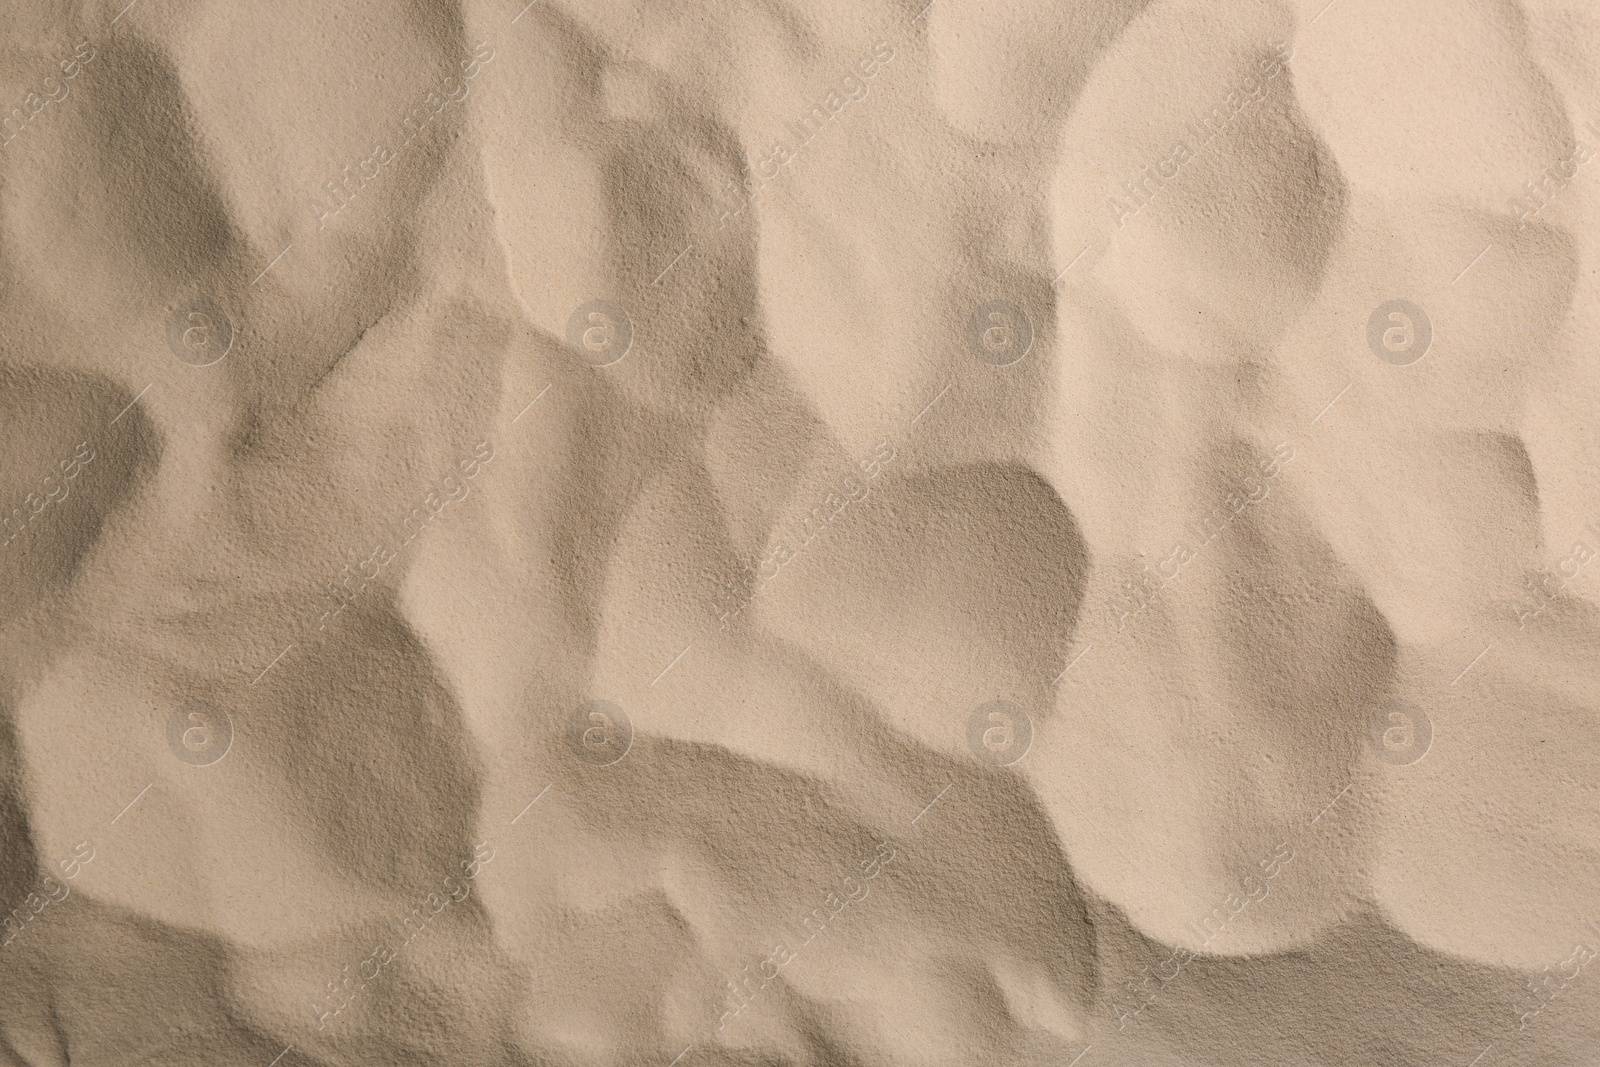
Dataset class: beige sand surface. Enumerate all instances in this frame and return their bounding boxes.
[3,0,1600,1064]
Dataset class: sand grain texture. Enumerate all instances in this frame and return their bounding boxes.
[2,0,1599,1064]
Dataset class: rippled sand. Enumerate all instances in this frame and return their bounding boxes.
[2,0,1599,1064]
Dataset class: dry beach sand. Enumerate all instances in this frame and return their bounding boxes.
[3,0,1600,1064]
